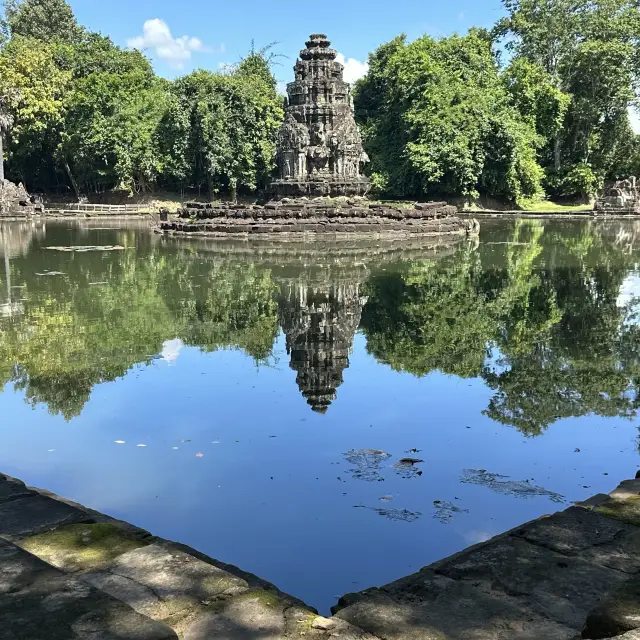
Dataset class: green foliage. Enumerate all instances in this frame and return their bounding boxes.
[3,0,81,43]
[355,31,544,204]
[159,56,282,196]
[0,0,282,197]
[58,34,169,194]
[496,0,640,198]
[544,163,602,200]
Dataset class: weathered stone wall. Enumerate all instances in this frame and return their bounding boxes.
[0,180,43,217]
[158,199,479,237]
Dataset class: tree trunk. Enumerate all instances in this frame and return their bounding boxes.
[0,132,4,185]
[554,137,562,171]
[64,160,81,201]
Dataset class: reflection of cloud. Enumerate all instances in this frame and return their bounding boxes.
[463,530,494,545]
[336,53,369,84]
[617,273,640,308]
[630,106,640,135]
[128,19,213,69]
[161,338,184,364]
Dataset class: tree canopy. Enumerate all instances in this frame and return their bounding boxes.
[2,0,640,203]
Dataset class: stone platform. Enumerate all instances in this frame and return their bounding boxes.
[3,471,640,638]
[155,199,479,238]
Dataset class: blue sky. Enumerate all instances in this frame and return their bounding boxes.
[68,0,506,84]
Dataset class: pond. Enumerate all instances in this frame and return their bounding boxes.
[0,217,639,613]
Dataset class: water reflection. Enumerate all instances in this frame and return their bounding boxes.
[2,218,640,612]
[1,219,640,437]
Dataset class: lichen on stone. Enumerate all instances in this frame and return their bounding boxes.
[19,523,147,572]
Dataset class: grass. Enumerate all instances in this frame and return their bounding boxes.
[518,199,593,212]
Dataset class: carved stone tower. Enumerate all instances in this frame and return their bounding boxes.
[271,34,370,199]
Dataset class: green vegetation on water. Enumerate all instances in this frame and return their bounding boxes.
[1,0,640,206]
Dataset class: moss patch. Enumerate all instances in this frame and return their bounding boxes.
[231,589,285,609]
[596,496,640,527]
[19,523,147,572]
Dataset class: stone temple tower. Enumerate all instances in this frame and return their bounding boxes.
[270,34,370,199]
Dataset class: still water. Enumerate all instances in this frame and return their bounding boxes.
[1,218,639,612]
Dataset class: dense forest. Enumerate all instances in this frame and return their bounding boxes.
[1,0,640,204]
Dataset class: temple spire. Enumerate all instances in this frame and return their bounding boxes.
[271,33,370,199]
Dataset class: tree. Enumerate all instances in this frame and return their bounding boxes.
[0,35,70,189]
[0,93,13,183]
[3,0,81,42]
[57,34,169,195]
[495,0,640,198]
[159,51,282,198]
[354,30,544,204]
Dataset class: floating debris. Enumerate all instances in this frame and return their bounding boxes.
[196,453,204,458]
[44,245,125,252]
[35,271,65,276]
[393,458,424,479]
[114,440,125,445]
[354,505,421,522]
[433,500,469,524]
[344,449,391,482]
[461,469,565,503]
[137,444,147,448]
[379,495,394,502]
[89,282,109,286]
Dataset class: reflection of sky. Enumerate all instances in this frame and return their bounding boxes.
[0,330,638,614]
[160,338,184,365]
[617,271,640,308]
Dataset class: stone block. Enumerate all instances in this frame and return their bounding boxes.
[82,544,248,622]
[512,507,638,554]
[182,592,286,640]
[335,572,575,640]
[0,495,89,538]
[18,523,147,573]
[582,574,640,639]
[435,536,627,628]
[0,538,176,639]
[597,495,640,526]
[0,476,34,504]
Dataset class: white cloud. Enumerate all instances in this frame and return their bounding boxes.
[336,53,369,85]
[128,19,211,69]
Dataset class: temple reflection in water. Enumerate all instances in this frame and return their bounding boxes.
[278,280,367,413]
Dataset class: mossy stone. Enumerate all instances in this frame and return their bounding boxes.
[596,496,640,527]
[19,523,147,572]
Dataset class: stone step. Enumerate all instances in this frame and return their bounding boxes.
[0,474,378,639]
[0,537,177,640]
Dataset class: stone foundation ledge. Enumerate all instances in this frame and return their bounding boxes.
[159,201,480,237]
[178,199,457,221]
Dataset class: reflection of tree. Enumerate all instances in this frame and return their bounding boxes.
[0,248,279,420]
[361,246,494,379]
[362,220,640,436]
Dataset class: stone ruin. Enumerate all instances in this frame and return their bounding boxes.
[271,34,370,199]
[0,180,44,217]
[594,176,640,214]
[155,33,479,238]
